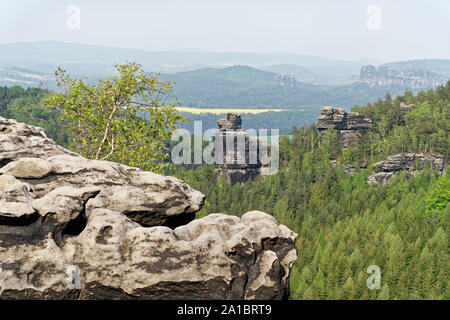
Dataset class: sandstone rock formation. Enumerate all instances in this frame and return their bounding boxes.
[367,153,446,185]
[217,113,242,131]
[0,116,297,299]
[358,65,445,89]
[0,117,204,228]
[317,106,373,148]
[214,113,264,184]
[275,73,296,87]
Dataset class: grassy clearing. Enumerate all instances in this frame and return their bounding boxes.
[175,107,285,114]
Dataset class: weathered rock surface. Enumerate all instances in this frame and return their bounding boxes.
[0,117,204,228]
[0,206,297,299]
[317,107,372,147]
[0,117,78,165]
[0,116,298,299]
[367,153,446,185]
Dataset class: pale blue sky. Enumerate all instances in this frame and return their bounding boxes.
[1,0,449,61]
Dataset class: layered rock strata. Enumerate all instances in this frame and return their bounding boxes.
[367,153,446,185]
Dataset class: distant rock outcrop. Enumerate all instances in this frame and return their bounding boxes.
[214,114,265,184]
[358,65,445,89]
[367,153,446,185]
[275,73,296,87]
[0,116,297,300]
[317,106,373,148]
[217,113,242,131]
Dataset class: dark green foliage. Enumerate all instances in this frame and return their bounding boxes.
[352,82,450,162]
[426,171,450,218]
[0,85,69,146]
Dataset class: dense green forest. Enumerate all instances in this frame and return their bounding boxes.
[1,82,448,299]
[174,82,450,299]
[0,85,69,147]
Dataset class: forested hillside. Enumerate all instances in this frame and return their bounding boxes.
[161,65,433,110]
[174,82,450,299]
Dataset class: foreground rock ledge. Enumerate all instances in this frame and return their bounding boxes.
[0,209,297,300]
[0,117,298,299]
[0,117,204,228]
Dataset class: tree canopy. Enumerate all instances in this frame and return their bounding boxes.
[45,62,183,173]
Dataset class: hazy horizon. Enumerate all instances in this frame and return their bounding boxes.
[1,0,449,62]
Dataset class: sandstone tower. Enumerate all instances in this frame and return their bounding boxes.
[317,106,373,148]
[214,114,263,184]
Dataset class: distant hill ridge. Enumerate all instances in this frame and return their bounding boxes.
[1,41,449,111]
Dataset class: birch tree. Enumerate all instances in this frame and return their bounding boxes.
[45,62,183,173]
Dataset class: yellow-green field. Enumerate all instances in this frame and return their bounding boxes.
[175,107,285,114]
